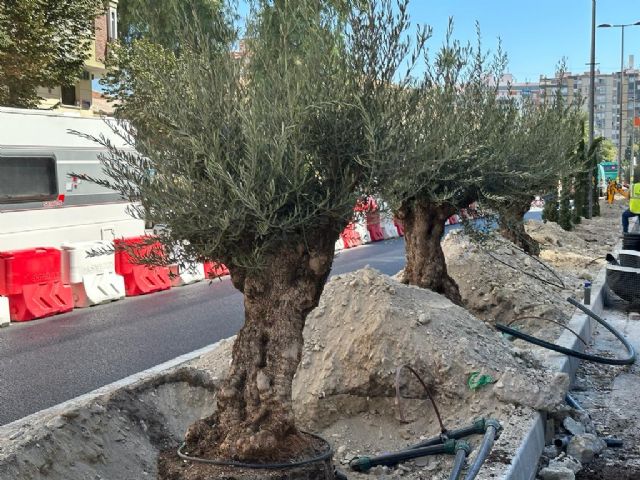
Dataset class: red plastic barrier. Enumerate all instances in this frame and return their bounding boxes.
[366,212,385,242]
[0,248,73,322]
[340,223,363,249]
[114,237,171,296]
[203,262,229,278]
[394,218,404,236]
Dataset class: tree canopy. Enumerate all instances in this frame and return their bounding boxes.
[0,0,103,108]
[85,0,421,464]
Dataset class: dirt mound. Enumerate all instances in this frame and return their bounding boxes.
[442,231,580,339]
[526,204,625,279]
[293,267,568,432]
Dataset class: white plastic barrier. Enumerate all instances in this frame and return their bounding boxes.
[0,297,9,327]
[169,263,205,287]
[354,219,371,244]
[335,237,345,251]
[61,241,125,308]
[381,217,399,239]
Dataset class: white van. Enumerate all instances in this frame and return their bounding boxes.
[0,107,145,250]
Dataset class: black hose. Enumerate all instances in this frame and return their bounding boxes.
[448,441,471,480]
[495,298,636,366]
[568,298,636,364]
[349,439,457,472]
[335,468,349,480]
[556,434,623,449]
[176,431,332,469]
[463,419,502,480]
[604,437,624,448]
[407,418,488,450]
[554,435,571,449]
[565,393,584,411]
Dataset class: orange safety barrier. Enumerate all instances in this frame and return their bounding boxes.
[366,211,385,242]
[340,223,363,249]
[0,248,73,322]
[204,262,230,278]
[114,236,171,296]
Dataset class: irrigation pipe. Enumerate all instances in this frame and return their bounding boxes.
[448,441,471,480]
[349,439,457,472]
[508,315,588,346]
[463,419,502,480]
[395,364,445,431]
[486,250,565,290]
[176,431,332,469]
[407,418,493,450]
[496,297,636,366]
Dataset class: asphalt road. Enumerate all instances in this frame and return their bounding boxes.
[0,210,542,426]
[0,238,406,426]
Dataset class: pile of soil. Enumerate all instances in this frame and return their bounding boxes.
[442,231,580,341]
[292,268,568,479]
[525,202,625,280]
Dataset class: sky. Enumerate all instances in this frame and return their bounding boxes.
[95,1,639,89]
[403,0,640,82]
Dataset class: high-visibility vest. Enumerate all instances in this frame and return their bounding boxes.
[630,183,640,214]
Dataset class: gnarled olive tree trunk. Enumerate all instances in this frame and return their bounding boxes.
[184,231,337,462]
[498,196,540,256]
[398,199,462,305]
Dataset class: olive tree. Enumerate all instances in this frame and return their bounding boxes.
[85,0,424,464]
[378,23,509,304]
[483,92,582,253]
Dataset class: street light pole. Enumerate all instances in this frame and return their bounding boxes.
[587,0,596,218]
[598,21,640,183]
[619,25,625,182]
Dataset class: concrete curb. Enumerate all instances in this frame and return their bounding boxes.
[502,225,624,480]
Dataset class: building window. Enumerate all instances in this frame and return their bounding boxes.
[61,85,77,106]
[108,7,118,40]
[0,156,57,203]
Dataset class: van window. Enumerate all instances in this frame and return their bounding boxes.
[0,156,58,203]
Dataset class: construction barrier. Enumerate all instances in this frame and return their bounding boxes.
[335,237,345,251]
[619,250,640,268]
[0,247,73,322]
[340,223,362,249]
[61,241,125,307]
[366,212,385,242]
[114,237,171,296]
[203,262,230,279]
[381,217,399,239]
[169,263,205,287]
[0,297,9,327]
[394,219,404,236]
[354,219,371,244]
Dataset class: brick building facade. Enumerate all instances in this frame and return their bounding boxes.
[37,0,117,116]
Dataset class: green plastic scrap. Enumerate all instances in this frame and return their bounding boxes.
[467,371,494,391]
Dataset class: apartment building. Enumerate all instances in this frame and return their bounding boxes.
[499,59,640,151]
[37,1,118,116]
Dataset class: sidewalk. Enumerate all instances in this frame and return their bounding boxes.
[571,308,640,479]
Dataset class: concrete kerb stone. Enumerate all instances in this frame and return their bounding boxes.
[499,220,630,480]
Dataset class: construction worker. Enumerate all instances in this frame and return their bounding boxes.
[622,183,640,233]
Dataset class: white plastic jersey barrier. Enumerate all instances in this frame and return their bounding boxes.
[335,237,345,251]
[61,241,125,308]
[381,217,399,239]
[354,220,371,244]
[0,297,9,327]
[169,263,205,287]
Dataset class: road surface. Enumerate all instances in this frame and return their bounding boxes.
[0,210,542,425]
[0,239,406,425]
